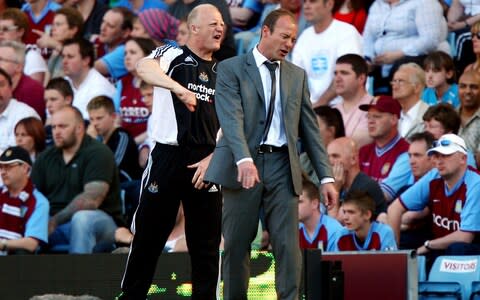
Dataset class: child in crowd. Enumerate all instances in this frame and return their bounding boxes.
[43,77,74,146]
[421,51,460,108]
[298,175,343,251]
[332,190,397,251]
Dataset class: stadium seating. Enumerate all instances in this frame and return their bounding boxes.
[471,281,480,300]
[418,255,480,300]
[418,255,427,282]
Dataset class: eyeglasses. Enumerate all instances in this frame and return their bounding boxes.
[433,139,467,151]
[390,79,410,86]
[0,25,18,33]
[0,57,18,64]
[0,163,22,171]
[472,31,480,39]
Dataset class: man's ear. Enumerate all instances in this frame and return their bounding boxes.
[365,210,373,221]
[65,95,73,106]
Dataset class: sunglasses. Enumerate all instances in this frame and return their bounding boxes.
[433,139,467,151]
[472,31,480,39]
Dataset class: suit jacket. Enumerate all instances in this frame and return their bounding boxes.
[403,100,429,140]
[205,51,332,195]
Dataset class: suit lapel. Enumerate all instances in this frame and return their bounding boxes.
[280,61,290,112]
[245,52,265,104]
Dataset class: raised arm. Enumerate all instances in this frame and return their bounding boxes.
[136,58,196,112]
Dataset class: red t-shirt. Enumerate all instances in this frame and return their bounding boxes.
[334,8,367,34]
[120,74,149,138]
[14,74,45,121]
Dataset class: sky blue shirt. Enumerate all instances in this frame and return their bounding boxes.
[331,222,397,251]
[422,84,460,108]
[400,167,480,232]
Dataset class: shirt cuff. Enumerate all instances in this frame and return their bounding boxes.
[236,157,253,165]
[320,177,335,185]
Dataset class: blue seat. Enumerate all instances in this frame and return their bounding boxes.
[419,282,462,299]
[418,255,427,282]
[419,256,480,300]
[471,281,480,300]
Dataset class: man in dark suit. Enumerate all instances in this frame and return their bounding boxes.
[205,9,337,300]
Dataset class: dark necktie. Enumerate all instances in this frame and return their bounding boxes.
[262,61,278,143]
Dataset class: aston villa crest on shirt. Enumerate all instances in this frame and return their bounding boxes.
[455,199,463,214]
[199,72,209,83]
[381,162,391,176]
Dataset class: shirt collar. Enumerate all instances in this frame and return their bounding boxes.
[400,100,421,121]
[252,46,280,69]
[0,99,16,118]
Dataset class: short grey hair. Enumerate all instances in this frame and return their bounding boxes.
[397,62,426,88]
[0,40,26,65]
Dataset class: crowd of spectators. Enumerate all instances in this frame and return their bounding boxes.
[0,0,479,286]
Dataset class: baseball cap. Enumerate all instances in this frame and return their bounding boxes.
[0,146,32,166]
[427,134,468,156]
[359,95,401,118]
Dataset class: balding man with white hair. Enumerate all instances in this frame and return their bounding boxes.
[391,62,430,139]
[119,4,224,299]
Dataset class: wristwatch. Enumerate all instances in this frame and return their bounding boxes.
[424,240,432,250]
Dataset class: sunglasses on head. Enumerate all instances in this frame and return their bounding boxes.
[433,139,466,151]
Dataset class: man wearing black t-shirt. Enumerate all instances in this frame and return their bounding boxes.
[119,4,224,300]
[31,106,123,254]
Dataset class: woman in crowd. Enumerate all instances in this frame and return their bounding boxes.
[448,0,480,74]
[115,37,156,144]
[131,8,179,46]
[363,0,447,95]
[0,8,47,84]
[34,7,83,80]
[14,117,46,162]
[464,21,480,73]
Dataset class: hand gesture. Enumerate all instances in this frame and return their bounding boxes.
[332,162,345,192]
[373,51,404,65]
[32,29,57,50]
[173,84,197,112]
[187,153,213,189]
[321,182,339,212]
[237,160,260,189]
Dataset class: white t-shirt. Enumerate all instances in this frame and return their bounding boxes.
[68,69,116,119]
[292,20,363,103]
[0,99,40,154]
[24,48,47,77]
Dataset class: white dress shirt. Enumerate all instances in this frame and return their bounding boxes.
[252,46,287,147]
